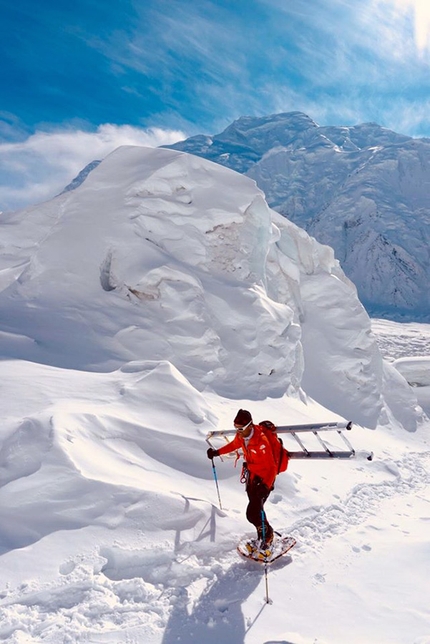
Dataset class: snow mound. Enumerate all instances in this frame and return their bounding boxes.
[0,359,216,555]
[393,356,430,387]
[392,356,430,419]
[0,145,420,427]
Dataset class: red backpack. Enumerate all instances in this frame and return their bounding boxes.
[259,420,289,474]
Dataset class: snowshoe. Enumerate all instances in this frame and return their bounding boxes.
[238,534,296,563]
[244,537,273,560]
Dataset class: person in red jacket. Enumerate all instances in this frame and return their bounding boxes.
[207,409,277,552]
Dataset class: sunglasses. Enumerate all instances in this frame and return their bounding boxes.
[234,421,252,431]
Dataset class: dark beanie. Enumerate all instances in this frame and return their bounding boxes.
[234,409,252,426]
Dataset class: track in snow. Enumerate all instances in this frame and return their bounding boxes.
[287,451,430,552]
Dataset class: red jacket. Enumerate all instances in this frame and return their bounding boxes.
[217,424,277,489]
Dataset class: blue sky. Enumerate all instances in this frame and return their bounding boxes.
[2,0,430,210]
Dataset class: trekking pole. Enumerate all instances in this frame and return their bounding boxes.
[210,458,223,510]
[264,561,270,604]
[261,509,271,604]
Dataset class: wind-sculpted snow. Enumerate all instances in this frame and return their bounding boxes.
[0,359,215,555]
[0,353,429,643]
[0,145,419,426]
[167,113,430,317]
[0,146,297,400]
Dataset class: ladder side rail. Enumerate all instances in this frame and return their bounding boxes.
[276,421,351,434]
[206,430,236,441]
[206,434,236,446]
[288,450,355,460]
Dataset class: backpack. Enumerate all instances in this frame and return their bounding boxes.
[259,420,289,474]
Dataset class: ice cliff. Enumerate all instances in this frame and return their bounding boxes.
[0,145,419,427]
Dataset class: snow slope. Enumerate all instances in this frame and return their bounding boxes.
[0,345,429,644]
[0,146,429,643]
[167,113,430,318]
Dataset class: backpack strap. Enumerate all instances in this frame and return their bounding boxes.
[259,420,284,474]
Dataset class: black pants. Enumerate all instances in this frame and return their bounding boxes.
[246,477,273,540]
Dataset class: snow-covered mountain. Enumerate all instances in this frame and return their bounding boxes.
[0,145,418,428]
[167,113,430,319]
[1,145,429,643]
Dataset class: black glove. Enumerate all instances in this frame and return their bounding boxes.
[207,447,219,459]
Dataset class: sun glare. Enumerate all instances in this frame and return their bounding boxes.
[391,0,430,51]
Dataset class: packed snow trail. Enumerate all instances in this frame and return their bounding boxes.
[161,447,430,644]
[288,450,430,551]
[2,438,428,644]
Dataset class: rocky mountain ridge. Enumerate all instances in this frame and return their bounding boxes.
[166,112,430,319]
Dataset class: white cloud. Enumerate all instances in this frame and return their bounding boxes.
[0,124,185,212]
